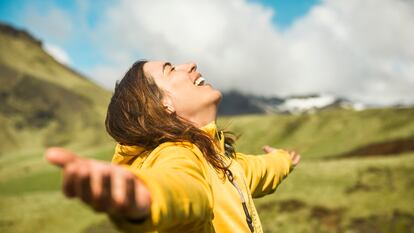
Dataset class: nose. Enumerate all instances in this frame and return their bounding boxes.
[187,63,197,73]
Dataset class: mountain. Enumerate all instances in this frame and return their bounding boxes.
[217,90,267,115]
[218,91,368,116]
[0,23,112,155]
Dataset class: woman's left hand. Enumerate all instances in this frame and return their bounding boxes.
[262,145,301,167]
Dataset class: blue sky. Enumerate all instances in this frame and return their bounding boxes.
[251,0,320,28]
[0,0,413,105]
[0,0,114,70]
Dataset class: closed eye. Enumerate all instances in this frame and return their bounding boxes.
[162,62,175,76]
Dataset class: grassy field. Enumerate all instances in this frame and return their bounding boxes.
[1,108,413,233]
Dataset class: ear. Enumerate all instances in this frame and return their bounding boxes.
[162,97,175,113]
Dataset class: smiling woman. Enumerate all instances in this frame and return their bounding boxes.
[45,60,300,233]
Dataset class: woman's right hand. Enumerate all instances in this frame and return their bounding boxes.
[45,147,151,221]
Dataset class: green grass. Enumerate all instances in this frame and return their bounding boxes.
[0,192,112,233]
[255,152,414,233]
[1,150,412,233]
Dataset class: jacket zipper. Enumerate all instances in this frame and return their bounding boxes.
[218,130,254,232]
[225,169,254,233]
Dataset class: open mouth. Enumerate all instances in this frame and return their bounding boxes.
[194,77,205,86]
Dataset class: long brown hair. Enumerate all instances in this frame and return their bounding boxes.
[105,60,236,175]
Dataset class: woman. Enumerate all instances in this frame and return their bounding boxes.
[46,60,300,233]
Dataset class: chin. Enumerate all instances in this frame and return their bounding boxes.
[212,89,222,105]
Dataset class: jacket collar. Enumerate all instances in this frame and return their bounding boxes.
[201,121,225,152]
[200,121,219,139]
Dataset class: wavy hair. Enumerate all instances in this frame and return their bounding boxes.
[105,60,236,175]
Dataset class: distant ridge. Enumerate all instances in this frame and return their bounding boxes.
[218,90,366,116]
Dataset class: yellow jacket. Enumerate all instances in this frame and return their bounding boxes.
[110,122,294,233]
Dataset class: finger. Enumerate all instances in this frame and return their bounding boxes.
[288,150,297,158]
[76,162,93,204]
[90,163,111,212]
[62,163,77,198]
[45,147,80,168]
[124,173,138,214]
[100,170,112,212]
[292,154,301,165]
[90,162,104,211]
[262,145,275,153]
[111,168,129,213]
[118,173,145,219]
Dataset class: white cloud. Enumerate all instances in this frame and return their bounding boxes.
[282,0,414,105]
[88,0,414,105]
[43,43,71,65]
[90,0,284,90]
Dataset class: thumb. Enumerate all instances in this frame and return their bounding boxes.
[45,147,80,168]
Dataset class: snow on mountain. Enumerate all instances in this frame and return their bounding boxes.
[260,94,365,114]
[272,94,366,114]
[276,95,336,113]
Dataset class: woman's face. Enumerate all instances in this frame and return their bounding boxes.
[143,61,222,124]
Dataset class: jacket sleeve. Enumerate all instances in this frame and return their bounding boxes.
[109,144,214,232]
[235,149,293,198]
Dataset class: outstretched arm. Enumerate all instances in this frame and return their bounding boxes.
[46,145,213,232]
[235,145,300,198]
[45,148,151,222]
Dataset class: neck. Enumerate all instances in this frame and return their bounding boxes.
[188,104,217,128]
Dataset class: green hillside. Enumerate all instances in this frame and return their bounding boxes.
[218,107,414,160]
[0,23,112,155]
